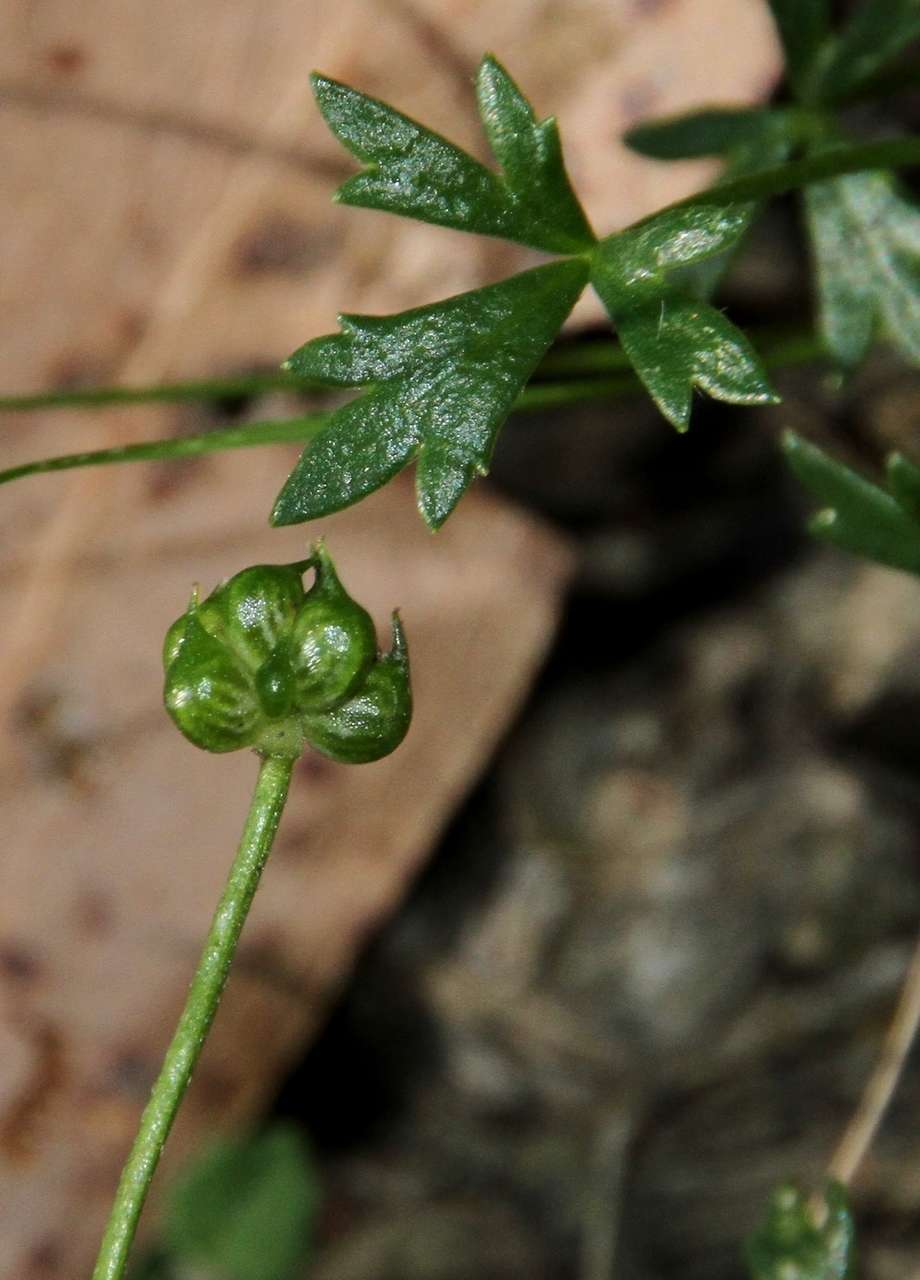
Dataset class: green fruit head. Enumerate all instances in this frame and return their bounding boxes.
[303,613,412,764]
[162,545,411,762]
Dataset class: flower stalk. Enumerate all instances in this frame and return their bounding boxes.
[91,752,295,1280]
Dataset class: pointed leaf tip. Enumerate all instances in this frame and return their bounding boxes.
[310,57,592,252]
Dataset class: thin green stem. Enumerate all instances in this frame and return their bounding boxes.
[0,367,635,418]
[0,330,830,491]
[644,135,920,221]
[0,326,827,421]
[0,370,318,412]
[91,752,296,1280]
[515,374,638,408]
[0,413,331,488]
[537,344,630,378]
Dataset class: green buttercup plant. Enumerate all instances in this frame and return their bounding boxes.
[5,46,920,507]
[92,546,410,1280]
[625,0,920,372]
[0,6,918,1276]
[163,544,410,763]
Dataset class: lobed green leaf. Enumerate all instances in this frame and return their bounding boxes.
[474,55,595,251]
[272,258,588,529]
[312,54,594,254]
[783,431,920,575]
[626,121,794,301]
[591,205,777,427]
[805,169,920,368]
[609,293,778,430]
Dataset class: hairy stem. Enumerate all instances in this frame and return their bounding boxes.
[91,752,295,1280]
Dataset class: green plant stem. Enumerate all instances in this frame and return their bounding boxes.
[0,326,824,418]
[91,752,296,1280]
[0,367,635,415]
[0,370,319,412]
[658,135,920,216]
[0,414,332,488]
[0,330,828,491]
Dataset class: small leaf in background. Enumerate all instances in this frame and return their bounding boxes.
[129,1252,175,1280]
[783,431,920,575]
[805,170,920,368]
[164,1125,319,1280]
[591,206,777,428]
[746,1182,855,1280]
[822,0,920,101]
[312,54,594,253]
[272,258,588,529]
[624,107,782,161]
[766,0,830,98]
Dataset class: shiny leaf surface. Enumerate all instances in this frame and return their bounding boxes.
[591,206,777,428]
[626,120,793,301]
[611,293,778,429]
[602,204,755,289]
[272,258,588,528]
[312,54,594,253]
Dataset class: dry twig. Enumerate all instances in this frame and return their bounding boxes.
[828,930,920,1185]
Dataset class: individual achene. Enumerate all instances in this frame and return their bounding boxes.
[163,542,411,763]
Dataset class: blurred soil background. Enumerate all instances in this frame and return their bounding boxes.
[296,345,920,1280]
[2,1,920,1278]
